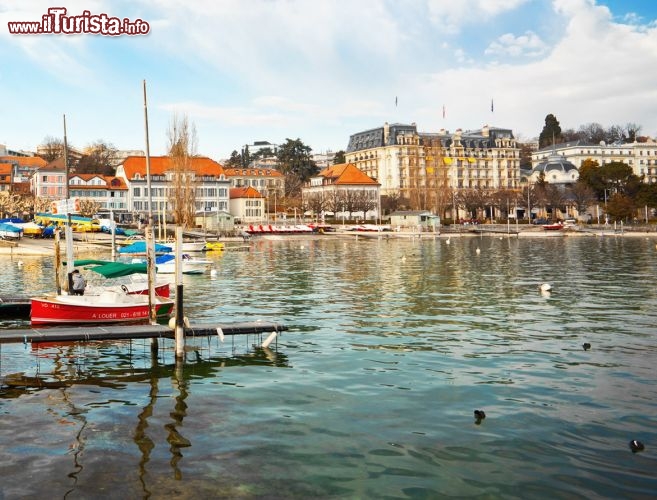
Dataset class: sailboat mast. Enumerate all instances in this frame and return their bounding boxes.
[63,114,75,285]
[143,80,157,326]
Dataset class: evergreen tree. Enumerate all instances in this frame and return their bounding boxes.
[538,114,562,149]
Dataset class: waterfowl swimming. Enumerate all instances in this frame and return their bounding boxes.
[582,342,591,351]
[474,410,486,420]
[539,283,552,292]
[629,440,645,453]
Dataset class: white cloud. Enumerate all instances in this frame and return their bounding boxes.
[426,0,530,33]
[485,31,548,57]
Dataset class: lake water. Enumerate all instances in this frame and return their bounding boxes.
[1,235,656,498]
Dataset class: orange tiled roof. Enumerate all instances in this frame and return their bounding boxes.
[230,186,264,199]
[318,163,379,185]
[122,156,225,178]
[69,175,128,190]
[223,167,284,178]
[0,156,47,168]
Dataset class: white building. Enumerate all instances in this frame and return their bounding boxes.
[531,139,657,184]
[116,156,230,220]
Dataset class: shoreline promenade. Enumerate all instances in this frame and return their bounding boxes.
[1,225,655,256]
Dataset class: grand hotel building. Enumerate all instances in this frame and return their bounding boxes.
[345,122,520,210]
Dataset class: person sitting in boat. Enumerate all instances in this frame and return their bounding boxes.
[71,269,86,296]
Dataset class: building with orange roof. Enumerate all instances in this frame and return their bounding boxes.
[0,155,48,191]
[30,163,67,199]
[69,174,129,213]
[116,156,230,221]
[223,166,285,201]
[228,186,265,223]
[302,163,380,221]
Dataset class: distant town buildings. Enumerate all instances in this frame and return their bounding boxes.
[531,139,657,184]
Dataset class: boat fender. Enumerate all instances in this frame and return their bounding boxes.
[262,332,277,348]
[168,316,190,330]
[216,327,224,342]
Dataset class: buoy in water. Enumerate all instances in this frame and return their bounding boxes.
[446,237,451,245]
[210,268,217,277]
[476,247,481,254]
[539,283,552,292]
[629,440,645,453]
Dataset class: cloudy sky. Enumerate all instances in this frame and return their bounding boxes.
[1,0,656,160]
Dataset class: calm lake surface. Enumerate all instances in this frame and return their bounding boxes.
[1,235,656,499]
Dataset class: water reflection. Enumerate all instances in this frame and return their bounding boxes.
[1,238,657,497]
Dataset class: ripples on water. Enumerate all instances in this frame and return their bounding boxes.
[1,236,656,498]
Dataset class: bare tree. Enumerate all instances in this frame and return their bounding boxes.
[578,123,606,144]
[491,189,521,219]
[77,140,119,175]
[381,191,402,215]
[78,198,102,218]
[457,189,488,221]
[38,136,65,163]
[569,182,596,217]
[167,113,198,229]
[323,190,341,215]
[303,192,325,219]
[353,190,378,220]
[625,123,642,143]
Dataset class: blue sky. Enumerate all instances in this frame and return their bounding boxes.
[1,0,656,160]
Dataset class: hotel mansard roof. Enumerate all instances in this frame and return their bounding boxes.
[121,156,226,179]
[230,186,265,199]
[317,163,380,186]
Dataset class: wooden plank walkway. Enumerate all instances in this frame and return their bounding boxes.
[0,322,288,344]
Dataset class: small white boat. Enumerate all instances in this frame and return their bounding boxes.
[157,240,207,252]
[132,254,212,275]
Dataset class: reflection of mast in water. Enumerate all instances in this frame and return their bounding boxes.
[48,346,88,499]
[134,355,159,498]
[166,359,190,480]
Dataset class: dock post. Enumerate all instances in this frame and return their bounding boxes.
[174,226,185,359]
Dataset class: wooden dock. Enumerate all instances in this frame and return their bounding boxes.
[0,321,287,344]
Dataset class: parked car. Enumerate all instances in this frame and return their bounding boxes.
[532,218,549,225]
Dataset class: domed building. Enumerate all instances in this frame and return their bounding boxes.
[526,153,579,186]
